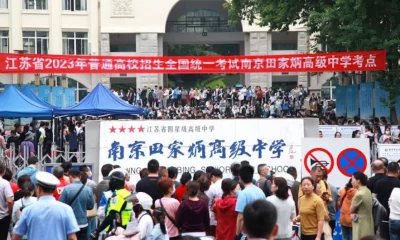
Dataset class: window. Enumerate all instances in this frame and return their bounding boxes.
[168,9,241,33]
[22,0,48,10]
[23,31,49,54]
[0,31,8,53]
[271,32,298,51]
[0,0,8,9]
[62,32,88,55]
[62,0,87,11]
[110,33,136,52]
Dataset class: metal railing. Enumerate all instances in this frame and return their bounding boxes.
[0,141,86,172]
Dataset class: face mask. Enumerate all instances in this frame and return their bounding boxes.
[266,172,271,178]
[386,131,390,135]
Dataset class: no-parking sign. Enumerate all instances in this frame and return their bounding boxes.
[302,138,371,187]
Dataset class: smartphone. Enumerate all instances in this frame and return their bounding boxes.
[353,214,359,222]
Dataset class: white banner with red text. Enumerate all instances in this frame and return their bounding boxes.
[0,50,386,74]
[87,119,318,183]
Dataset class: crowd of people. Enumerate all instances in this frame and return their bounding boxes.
[0,119,86,163]
[0,157,399,240]
[112,85,314,119]
[319,116,400,144]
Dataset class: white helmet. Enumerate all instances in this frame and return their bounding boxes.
[135,192,153,211]
[274,172,295,187]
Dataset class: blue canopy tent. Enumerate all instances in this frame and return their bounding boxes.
[21,86,59,110]
[0,85,53,118]
[54,83,144,116]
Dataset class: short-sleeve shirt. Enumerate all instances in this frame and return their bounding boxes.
[299,193,326,235]
[14,195,79,239]
[20,141,34,157]
[0,176,13,219]
[235,185,265,213]
[155,197,180,238]
[54,177,70,201]
[373,176,400,217]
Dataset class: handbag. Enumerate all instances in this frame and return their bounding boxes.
[323,221,333,240]
[87,203,97,218]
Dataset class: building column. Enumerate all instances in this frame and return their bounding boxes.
[136,33,163,89]
[297,32,308,87]
[245,32,271,88]
[100,33,111,88]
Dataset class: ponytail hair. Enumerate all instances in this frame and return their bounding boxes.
[22,181,35,198]
[221,178,238,199]
[153,207,167,235]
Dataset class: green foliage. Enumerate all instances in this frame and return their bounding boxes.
[225,0,400,122]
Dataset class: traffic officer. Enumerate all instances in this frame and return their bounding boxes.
[13,172,80,240]
[92,171,133,239]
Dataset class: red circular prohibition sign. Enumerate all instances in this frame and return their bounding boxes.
[304,148,335,174]
[336,148,367,177]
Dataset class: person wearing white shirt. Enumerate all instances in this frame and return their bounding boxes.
[266,177,296,240]
[133,192,154,240]
[12,182,37,227]
[206,169,224,235]
[389,187,400,240]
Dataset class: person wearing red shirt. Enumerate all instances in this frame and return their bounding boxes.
[213,179,240,240]
[4,168,19,193]
[52,166,70,200]
[175,172,192,202]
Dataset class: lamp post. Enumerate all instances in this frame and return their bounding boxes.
[14,50,27,85]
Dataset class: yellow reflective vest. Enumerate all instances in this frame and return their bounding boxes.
[106,189,133,230]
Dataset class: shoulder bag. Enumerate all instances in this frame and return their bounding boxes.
[69,184,86,205]
[159,199,178,228]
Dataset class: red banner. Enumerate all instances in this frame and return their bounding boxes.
[0,50,386,74]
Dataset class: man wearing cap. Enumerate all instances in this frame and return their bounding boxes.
[16,156,39,186]
[19,132,35,158]
[13,171,79,240]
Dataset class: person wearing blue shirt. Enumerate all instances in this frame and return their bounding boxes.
[16,156,39,186]
[59,169,95,240]
[13,172,79,240]
[172,87,180,107]
[235,165,266,240]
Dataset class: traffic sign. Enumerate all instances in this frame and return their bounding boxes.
[304,148,334,174]
[337,148,367,177]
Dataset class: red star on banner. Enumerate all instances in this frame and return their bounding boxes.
[138,125,145,132]
[119,126,126,133]
[110,126,116,133]
[129,126,135,133]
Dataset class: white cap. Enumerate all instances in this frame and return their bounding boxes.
[36,172,60,188]
[135,192,153,210]
[109,168,128,177]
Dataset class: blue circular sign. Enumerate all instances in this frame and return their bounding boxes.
[337,148,367,177]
